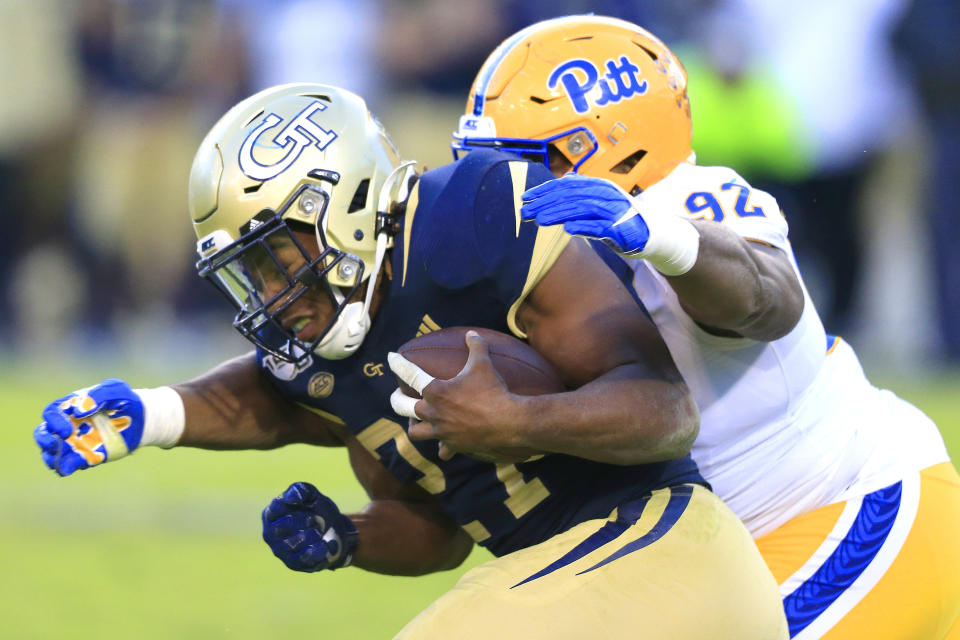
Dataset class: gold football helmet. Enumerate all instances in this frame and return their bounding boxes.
[453,15,691,194]
[190,83,414,362]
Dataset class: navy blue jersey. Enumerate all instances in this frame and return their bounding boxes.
[258,150,704,556]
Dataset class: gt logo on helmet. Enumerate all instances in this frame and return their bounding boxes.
[238,100,338,181]
[548,56,648,115]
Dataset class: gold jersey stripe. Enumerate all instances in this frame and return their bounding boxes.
[296,402,346,426]
[401,180,422,287]
[507,161,529,238]
[462,520,492,543]
[506,226,572,338]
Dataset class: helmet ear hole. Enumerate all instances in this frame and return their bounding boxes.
[547,144,574,176]
[609,149,647,174]
[348,179,371,213]
[634,42,659,62]
[286,219,315,236]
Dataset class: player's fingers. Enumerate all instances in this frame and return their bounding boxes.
[387,352,436,395]
[390,387,424,420]
[526,207,608,228]
[40,449,59,471]
[407,420,438,441]
[521,175,589,202]
[437,442,456,461]
[520,181,558,203]
[281,481,320,507]
[266,530,309,557]
[263,496,299,523]
[86,378,129,405]
[294,541,332,572]
[263,511,315,537]
[521,192,595,212]
[522,174,610,202]
[34,424,62,453]
[563,219,610,239]
[40,402,75,438]
[462,330,493,374]
[269,525,326,560]
[55,450,86,477]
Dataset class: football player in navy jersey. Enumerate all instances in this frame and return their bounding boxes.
[34,83,787,638]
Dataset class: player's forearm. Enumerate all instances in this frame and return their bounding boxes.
[511,365,699,465]
[347,500,474,576]
[667,221,803,341]
[172,352,341,449]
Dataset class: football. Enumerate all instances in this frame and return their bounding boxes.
[395,327,564,464]
[395,326,564,397]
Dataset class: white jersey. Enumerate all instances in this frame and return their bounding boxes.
[630,163,948,537]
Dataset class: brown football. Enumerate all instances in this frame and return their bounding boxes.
[395,327,564,463]
[395,326,564,397]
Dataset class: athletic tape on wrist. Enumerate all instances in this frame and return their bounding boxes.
[135,386,186,448]
[624,207,700,276]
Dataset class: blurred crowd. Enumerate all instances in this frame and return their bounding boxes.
[0,0,956,369]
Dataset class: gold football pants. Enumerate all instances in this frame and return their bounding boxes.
[396,484,787,639]
[757,463,960,639]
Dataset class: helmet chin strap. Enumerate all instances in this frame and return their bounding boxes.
[311,160,414,360]
[312,230,387,360]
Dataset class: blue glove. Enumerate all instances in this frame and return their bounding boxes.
[34,378,145,476]
[262,482,358,573]
[521,174,650,255]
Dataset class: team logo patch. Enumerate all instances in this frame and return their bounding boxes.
[262,342,313,380]
[308,372,335,398]
[238,100,338,181]
[363,362,385,377]
[548,55,648,114]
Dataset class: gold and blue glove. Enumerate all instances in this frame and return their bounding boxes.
[34,379,145,476]
[35,379,184,476]
[262,482,358,573]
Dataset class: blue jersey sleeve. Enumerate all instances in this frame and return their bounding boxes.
[407,150,571,335]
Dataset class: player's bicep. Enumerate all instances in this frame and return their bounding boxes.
[174,352,345,448]
[516,238,683,389]
[745,239,804,317]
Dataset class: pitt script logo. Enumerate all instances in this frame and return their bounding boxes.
[548,55,648,115]
[238,100,338,181]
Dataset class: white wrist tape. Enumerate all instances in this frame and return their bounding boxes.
[623,206,700,276]
[135,386,186,448]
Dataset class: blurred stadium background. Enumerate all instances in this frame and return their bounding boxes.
[1,0,957,638]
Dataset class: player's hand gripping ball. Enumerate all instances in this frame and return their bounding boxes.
[388,327,564,463]
[34,378,145,476]
[262,482,358,573]
[521,173,651,256]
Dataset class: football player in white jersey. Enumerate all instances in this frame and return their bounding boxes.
[450,15,960,639]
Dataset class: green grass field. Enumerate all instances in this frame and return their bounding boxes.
[2,361,959,639]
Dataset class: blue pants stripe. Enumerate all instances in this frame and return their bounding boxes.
[783,482,902,637]
[512,485,693,588]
